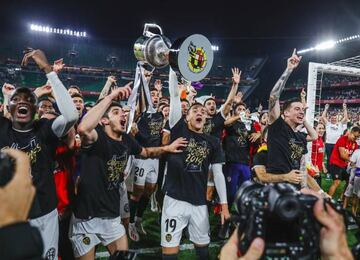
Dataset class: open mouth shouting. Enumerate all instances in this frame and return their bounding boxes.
[120,118,127,130]
[16,103,31,121]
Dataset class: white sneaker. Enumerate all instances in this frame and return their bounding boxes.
[128,222,140,242]
[135,220,147,236]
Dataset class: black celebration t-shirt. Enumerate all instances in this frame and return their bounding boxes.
[223,121,252,164]
[0,116,59,218]
[203,112,225,139]
[267,117,307,174]
[163,119,224,206]
[74,126,142,219]
[136,112,164,147]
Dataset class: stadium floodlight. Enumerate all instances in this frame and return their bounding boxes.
[29,23,87,37]
[298,34,360,54]
[211,45,219,51]
[314,40,336,51]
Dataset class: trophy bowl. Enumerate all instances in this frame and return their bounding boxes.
[134,24,214,81]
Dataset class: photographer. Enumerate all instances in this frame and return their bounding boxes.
[0,149,43,259]
[220,197,354,260]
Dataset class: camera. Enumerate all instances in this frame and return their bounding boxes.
[0,151,15,187]
[234,181,324,259]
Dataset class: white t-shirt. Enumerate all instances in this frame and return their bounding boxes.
[350,149,360,168]
[325,123,347,144]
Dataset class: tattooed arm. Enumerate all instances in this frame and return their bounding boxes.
[268,49,302,124]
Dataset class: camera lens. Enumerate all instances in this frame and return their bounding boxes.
[275,195,301,221]
[234,181,263,214]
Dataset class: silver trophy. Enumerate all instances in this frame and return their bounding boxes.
[133,23,214,82]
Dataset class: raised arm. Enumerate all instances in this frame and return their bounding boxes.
[224,114,240,126]
[21,49,78,138]
[77,86,131,145]
[169,68,182,128]
[304,120,318,141]
[98,76,116,101]
[341,103,348,124]
[268,49,302,124]
[2,83,15,119]
[321,104,329,125]
[222,68,241,117]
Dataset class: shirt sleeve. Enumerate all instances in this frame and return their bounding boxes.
[82,125,107,154]
[350,150,360,164]
[211,138,225,164]
[37,118,60,145]
[163,120,171,133]
[336,136,347,148]
[253,152,267,167]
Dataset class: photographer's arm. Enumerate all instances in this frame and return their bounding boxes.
[313,199,354,260]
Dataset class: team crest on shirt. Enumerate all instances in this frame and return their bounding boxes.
[165,234,172,242]
[45,247,56,260]
[185,138,210,172]
[124,203,130,213]
[82,236,91,245]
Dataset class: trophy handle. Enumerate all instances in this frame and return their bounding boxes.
[143,23,163,37]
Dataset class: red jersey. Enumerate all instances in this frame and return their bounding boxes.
[54,144,77,215]
[330,135,358,168]
[311,137,324,171]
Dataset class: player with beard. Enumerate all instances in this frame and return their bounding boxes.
[128,84,166,241]
[203,68,240,210]
[71,85,186,259]
[267,49,318,190]
[0,48,78,259]
[160,69,230,260]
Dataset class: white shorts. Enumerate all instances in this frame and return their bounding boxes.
[354,177,360,198]
[345,183,354,197]
[69,215,126,257]
[132,158,159,186]
[161,195,210,247]
[29,209,59,260]
[119,182,130,219]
